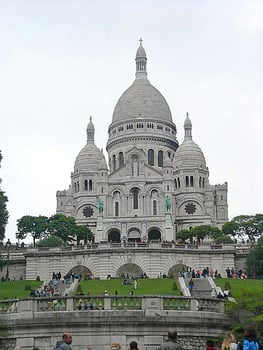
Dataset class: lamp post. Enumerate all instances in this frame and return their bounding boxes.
[5,238,11,280]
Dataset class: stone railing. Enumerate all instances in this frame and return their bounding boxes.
[0,295,225,315]
[24,242,239,254]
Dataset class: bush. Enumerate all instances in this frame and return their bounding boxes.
[172,280,178,291]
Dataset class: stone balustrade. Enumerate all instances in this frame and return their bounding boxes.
[0,295,225,315]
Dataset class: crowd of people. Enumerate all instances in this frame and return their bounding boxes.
[12,325,263,350]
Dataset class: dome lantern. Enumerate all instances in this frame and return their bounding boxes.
[135,38,147,77]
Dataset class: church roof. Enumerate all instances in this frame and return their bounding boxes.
[111,40,172,124]
[74,117,107,173]
[174,114,207,169]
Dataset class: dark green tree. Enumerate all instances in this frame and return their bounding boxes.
[75,225,94,245]
[231,214,263,241]
[37,235,66,247]
[0,151,9,242]
[246,236,263,278]
[191,225,212,242]
[221,221,239,238]
[16,215,48,246]
[176,229,194,243]
[48,214,77,242]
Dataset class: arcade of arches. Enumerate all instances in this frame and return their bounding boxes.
[67,263,189,280]
[107,229,161,243]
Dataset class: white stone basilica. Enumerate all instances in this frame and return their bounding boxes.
[56,41,228,243]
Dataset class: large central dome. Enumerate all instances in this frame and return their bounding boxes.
[111,40,172,123]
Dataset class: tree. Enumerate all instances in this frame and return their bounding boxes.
[176,229,194,243]
[37,235,66,248]
[75,225,94,245]
[191,225,212,242]
[0,151,9,242]
[48,214,77,242]
[16,215,48,246]
[232,214,263,241]
[246,236,263,278]
[221,221,239,238]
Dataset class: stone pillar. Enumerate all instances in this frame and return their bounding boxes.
[165,212,174,241]
[96,215,103,242]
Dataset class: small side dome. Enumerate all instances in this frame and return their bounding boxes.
[174,114,207,169]
[74,118,106,173]
[74,144,105,173]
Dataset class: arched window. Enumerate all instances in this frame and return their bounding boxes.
[148,149,154,166]
[119,152,124,166]
[158,150,163,167]
[115,202,119,217]
[84,180,88,191]
[175,179,177,189]
[89,180,92,191]
[185,176,189,187]
[153,200,157,215]
[178,178,180,188]
[113,154,116,171]
[199,177,202,188]
[132,188,139,209]
[190,176,194,187]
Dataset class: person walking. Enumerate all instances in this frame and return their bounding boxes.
[221,332,237,350]
[237,326,262,350]
[158,328,182,350]
[54,333,73,350]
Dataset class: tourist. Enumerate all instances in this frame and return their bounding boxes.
[221,332,237,349]
[110,342,122,350]
[157,328,182,350]
[206,340,216,350]
[188,278,194,294]
[54,333,73,350]
[128,341,139,350]
[237,326,262,349]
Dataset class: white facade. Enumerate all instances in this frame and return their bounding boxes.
[56,41,228,243]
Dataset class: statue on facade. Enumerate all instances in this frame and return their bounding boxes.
[98,198,104,214]
[165,195,171,211]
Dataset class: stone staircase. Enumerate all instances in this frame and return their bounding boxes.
[187,278,213,298]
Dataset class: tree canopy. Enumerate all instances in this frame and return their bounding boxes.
[223,214,263,241]
[16,214,94,246]
[246,236,263,278]
[17,215,48,246]
[0,151,9,242]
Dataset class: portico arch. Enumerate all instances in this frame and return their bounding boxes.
[148,228,161,241]
[68,265,93,280]
[117,263,143,279]
[108,229,121,243]
[168,264,189,278]
[127,228,141,242]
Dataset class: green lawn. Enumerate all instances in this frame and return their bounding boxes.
[78,278,180,296]
[0,280,42,299]
[215,277,263,298]
[1,278,263,300]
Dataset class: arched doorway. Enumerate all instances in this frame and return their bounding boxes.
[108,230,121,243]
[127,229,141,242]
[168,264,189,278]
[117,263,143,279]
[68,265,93,280]
[148,228,161,241]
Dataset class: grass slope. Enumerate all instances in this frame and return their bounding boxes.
[0,280,42,299]
[78,278,179,296]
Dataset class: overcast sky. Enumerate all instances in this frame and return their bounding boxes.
[0,0,262,243]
